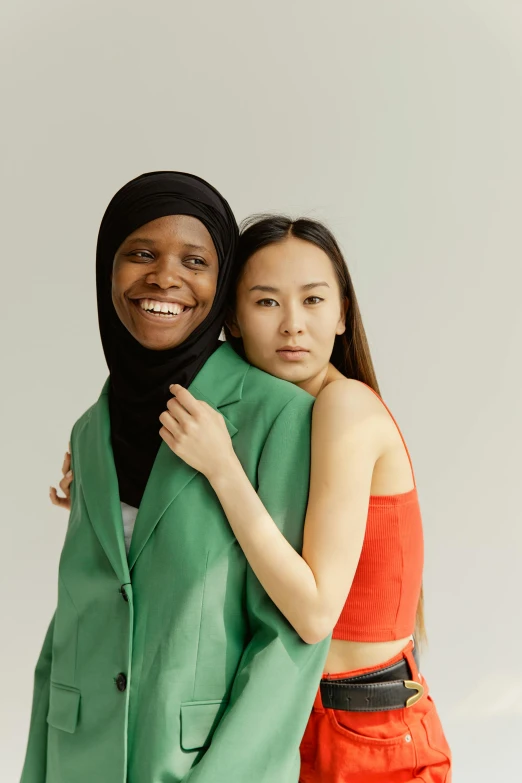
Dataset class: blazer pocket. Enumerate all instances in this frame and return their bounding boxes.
[51,576,79,685]
[47,683,81,734]
[180,699,229,751]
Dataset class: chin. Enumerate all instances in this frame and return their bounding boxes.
[260,362,311,385]
[132,328,186,351]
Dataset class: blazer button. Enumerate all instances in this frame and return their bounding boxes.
[115,673,127,692]
[120,586,129,602]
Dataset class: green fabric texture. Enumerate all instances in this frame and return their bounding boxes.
[20,342,330,783]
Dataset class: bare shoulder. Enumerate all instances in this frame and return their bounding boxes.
[314,378,387,427]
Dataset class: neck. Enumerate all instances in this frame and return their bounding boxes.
[296,363,335,398]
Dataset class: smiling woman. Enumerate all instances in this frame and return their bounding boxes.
[95,175,238,509]
[22,172,332,783]
[111,214,219,351]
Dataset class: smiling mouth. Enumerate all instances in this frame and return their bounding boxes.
[133,297,192,320]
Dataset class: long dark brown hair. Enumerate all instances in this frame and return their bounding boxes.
[224,214,426,645]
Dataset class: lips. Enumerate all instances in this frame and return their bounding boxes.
[276,346,309,361]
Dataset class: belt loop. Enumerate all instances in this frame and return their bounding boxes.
[404,644,419,681]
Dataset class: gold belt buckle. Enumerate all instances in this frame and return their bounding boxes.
[404,680,424,707]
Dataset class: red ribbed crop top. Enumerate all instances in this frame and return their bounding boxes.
[332,386,424,642]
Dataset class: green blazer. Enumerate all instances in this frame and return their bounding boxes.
[21,342,330,783]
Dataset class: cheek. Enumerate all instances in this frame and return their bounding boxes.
[111,274,126,311]
[316,307,344,335]
[193,272,218,306]
[237,306,272,351]
[112,272,124,300]
[243,305,265,328]
[112,262,138,298]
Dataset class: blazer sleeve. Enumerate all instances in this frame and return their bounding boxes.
[20,429,78,783]
[183,394,331,783]
[19,613,55,783]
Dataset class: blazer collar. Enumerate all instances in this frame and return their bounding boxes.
[188,341,249,409]
[82,342,250,577]
[79,393,130,585]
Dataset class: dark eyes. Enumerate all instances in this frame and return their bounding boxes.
[257,298,278,307]
[256,296,324,307]
[128,251,154,260]
[125,251,207,267]
[186,258,208,267]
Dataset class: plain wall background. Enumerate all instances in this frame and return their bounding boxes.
[1,1,521,780]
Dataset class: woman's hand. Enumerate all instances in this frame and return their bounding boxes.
[50,446,73,510]
[159,384,237,480]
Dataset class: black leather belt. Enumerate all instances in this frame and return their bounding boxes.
[320,646,424,712]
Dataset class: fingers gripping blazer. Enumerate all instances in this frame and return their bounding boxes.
[21,343,330,783]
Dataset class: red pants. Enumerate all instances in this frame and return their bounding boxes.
[299,641,451,782]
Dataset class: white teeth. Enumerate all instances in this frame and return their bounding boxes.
[139,299,186,316]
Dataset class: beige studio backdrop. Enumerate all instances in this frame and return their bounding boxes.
[1,1,521,780]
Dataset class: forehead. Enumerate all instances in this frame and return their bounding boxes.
[242,236,336,284]
[123,214,216,254]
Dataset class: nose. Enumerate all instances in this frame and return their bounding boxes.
[279,305,305,337]
[145,255,182,289]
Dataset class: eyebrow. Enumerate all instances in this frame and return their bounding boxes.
[123,238,212,254]
[183,243,213,253]
[124,237,156,246]
[249,282,331,293]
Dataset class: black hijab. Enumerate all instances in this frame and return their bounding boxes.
[96,171,238,507]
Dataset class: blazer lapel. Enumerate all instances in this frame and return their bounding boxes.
[126,441,197,571]
[127,343,246,571]
[80,382,130,585]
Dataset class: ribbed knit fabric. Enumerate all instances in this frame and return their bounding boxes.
[332,387,424,642]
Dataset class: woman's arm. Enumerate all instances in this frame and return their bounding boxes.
[160,380,383,644]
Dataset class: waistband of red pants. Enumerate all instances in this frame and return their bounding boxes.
[312,639,421,712]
